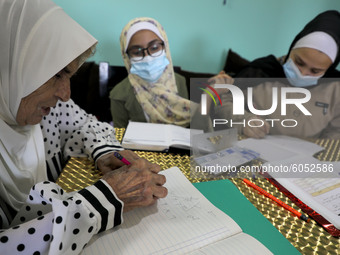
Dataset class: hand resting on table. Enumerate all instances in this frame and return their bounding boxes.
[102,158,168,212]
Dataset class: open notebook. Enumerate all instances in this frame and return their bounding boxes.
[121,121,203,151]
[264,157,340,234]
[237,135,340,236]
[82,167,272,255]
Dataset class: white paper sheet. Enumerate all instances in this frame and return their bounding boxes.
[82,167,272,255]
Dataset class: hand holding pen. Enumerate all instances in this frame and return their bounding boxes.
[114,151,131,165]
[243,116,270,139]
[113,151,161,174]
[102,151,167,212]
[96,150,140,174]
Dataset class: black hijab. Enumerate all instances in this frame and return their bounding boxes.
[284,10,340,77]
[236,10,340,79]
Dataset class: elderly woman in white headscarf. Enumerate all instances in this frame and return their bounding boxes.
[0,1,167,254]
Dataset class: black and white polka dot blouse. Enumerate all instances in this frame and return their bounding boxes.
[0,99,124,254]
[42,100,123,181]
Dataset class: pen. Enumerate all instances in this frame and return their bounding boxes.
[114,151,131,165]
[243,178,310,222]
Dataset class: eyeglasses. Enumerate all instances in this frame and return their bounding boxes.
[126,41,165,61]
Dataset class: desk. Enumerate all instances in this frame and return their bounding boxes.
[56,129,340,255]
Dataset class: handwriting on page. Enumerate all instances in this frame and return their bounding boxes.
[317,192,340,215]
[82,168,259,255]
[158,192,218,221]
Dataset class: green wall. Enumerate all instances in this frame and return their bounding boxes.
[53,0,340,74]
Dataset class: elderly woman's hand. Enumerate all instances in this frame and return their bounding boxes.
[97,150,142,174]
[102,159,167,212]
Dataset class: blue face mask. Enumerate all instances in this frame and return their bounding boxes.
[283,58,323,87]
[130,52,170,83]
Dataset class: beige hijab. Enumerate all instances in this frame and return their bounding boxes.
[0,0,97,211]
[120,17,191,127]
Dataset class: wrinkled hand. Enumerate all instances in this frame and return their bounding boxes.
[243,117,270,139]
[97,150,141,174]
[102,159,167,212]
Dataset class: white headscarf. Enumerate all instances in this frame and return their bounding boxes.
[293,31,338,62]
[0,0,97,211]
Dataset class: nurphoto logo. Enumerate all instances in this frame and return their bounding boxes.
[199,83,312,128]
[199,84,223,115]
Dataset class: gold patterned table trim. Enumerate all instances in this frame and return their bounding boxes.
[56,129,340,255]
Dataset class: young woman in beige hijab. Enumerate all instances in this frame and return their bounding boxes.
[110,17,191,129]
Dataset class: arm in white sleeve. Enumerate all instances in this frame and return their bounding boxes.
[0,180,123,255]
[41,99,123,165]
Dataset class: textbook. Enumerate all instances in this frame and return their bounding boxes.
[82,167,272,255]
[121,121,203,151]
[237,135,340,236]
[263,157,340,236]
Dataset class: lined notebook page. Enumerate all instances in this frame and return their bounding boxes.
[82,167,242,255]
[187,233,273,255]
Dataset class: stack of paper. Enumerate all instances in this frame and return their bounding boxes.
[121,121,203,151]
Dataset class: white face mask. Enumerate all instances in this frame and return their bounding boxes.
[283,58,323,87]
[130,51,169,83]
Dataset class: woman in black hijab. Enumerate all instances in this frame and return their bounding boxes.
[216,10,340,139]
[236,10,340,79]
